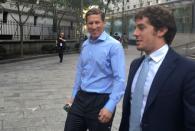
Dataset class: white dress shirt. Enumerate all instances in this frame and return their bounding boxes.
[131,44,169,120]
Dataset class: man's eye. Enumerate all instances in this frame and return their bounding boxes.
[138,26,145,30]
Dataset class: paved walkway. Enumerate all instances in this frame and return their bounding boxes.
[0,45,140,131]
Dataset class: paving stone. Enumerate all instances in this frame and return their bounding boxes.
[0,98,4,109]
[0,120,2,131]
[0,46,140,131]
[3,118,47,128]
[0,111,24,121]
[1,127,26,131]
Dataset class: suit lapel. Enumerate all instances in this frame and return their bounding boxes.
[144,48,179,112]
[129,57,144,86]
[126,56,145,101]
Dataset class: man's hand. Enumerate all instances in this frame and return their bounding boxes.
[98,108,113,123]
[65,98,73,105]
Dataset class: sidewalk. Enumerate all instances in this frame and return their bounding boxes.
[0,45,140,131]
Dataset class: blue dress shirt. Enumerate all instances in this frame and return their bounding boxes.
[72,31,125,112]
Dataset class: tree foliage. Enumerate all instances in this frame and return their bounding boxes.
[69,0,121,14]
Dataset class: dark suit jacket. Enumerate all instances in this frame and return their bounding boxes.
[119,48,195,131]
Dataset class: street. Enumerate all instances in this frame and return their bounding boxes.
[0,45,140,131]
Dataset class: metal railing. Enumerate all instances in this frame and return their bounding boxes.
[0,20,77,40]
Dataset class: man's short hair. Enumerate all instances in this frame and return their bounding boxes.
[85,8,105,22]
[135,5,177,45]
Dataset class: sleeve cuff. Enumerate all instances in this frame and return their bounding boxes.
[104,99,117,113]
[71,90,77,99]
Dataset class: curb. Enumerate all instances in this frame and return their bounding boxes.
[0,50,80,64]
[0,54,57,64]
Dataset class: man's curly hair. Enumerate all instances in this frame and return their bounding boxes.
[135,5,177,45]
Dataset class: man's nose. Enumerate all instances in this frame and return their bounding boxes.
[133,28,139,37]
[91,23,98,29]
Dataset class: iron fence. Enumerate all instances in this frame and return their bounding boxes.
[0,20,77,40]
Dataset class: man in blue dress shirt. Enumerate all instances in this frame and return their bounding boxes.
[64,8,125,131]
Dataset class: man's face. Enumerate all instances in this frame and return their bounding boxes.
[133,17,162,55]
[86,14,105,40]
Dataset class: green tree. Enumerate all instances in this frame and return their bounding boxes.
[68,0,121,41]
[69,0,120,15]
[10,0,35,57]
[41,0,76,36]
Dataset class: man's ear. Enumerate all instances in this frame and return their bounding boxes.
[157,27,168,38]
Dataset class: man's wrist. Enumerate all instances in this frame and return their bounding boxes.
[104,99,117,113]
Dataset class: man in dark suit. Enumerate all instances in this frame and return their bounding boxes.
[119,5,195,131]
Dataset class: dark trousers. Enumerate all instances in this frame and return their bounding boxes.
[58,52,63,62]
[64,90,114,131]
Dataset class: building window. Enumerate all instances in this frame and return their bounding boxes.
[34,16,37,26]
[126,0,129,2]
[133,5,136,8]
[156,0,159,3]
[147,1,150,5]
[127,6,130,9]
[3,11,8,23]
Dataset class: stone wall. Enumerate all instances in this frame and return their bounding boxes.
[173,33,195,46]
[0,40,79,59]
[172,33,195,56]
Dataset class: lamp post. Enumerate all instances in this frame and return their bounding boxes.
[192,0,195,33]
[52,1,57,33]
[110,9,114,36]
[79,0,83,42]
[122,0,127,35]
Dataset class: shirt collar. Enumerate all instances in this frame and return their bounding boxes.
[89,31,107,43]
[149,44,169,63]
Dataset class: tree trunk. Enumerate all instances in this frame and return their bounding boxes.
[20,24,23,57]
[57,12,65,35]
